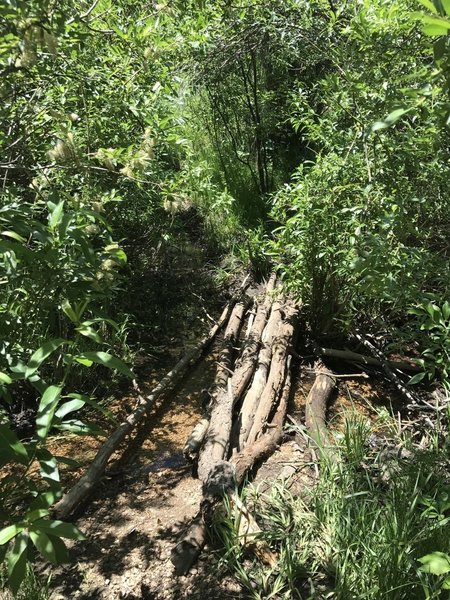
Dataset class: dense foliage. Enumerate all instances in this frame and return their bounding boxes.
[1,0,449,595]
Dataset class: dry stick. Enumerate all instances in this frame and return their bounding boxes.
[304,360,338,462]
[53,299,236,521]
[317,347,421,373]
[353,334,419,405]
[197,299,249,481]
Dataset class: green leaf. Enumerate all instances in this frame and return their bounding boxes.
[442,0,450,16]
[36,385,62,441]
[29,489,62,511]
[24,508,50,523]
[74,352,133,378]
[29,528,70,564]
[442,301,450,320]
[61,300,79,324]
[25,339,67,378]
[0,524,23,545]
[29,530,58,564]
[419,14,450,35]
[0,372,13,384]
[0,423,29,465]
[417,0,438,12]
[55,398,85,419]
[54,419,107,436]
[36,448,60,484]
[409,372,426,385]
[7,532,29,595]
[1,230,26,242]
[419,552,450,575]
[48,200,65,229]
[76,324,103,344]
[372,108,409,132]
[32,519,86,541]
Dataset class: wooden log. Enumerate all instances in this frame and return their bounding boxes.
[171,365,291,575]
[305,360,335,445]
[183,418,209,462]
[304,360,338,462]
[183,274,275,465]
[231,273,276,402]
[245,301,297,447]
[53,299,236,520]
[233,356,291,485]
[235,301,282,450]
[317,347,421,373]
[197,300,248,481]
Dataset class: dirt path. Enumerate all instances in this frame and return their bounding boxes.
[45,350,403,600]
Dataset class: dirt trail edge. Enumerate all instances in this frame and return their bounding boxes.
[53,283,247,521]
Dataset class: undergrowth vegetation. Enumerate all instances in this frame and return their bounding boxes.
[1,0,449,595]
[215,412,450,599]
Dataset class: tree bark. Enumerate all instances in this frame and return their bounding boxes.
[317,347,420,373]
[197,300,248,481]
[304,360,337,461]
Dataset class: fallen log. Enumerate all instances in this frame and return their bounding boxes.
[171,360,292,575]
[304,360,336,455]
[232,354,292,484]
[53,299,236,520]
[197,299,249,481]
[234,300,283,451]
[317,347,420,373]
[231,273,276,402]
[245,301,297,447]
[184,274,277,464]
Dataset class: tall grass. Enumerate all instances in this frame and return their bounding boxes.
[215,413,450,599]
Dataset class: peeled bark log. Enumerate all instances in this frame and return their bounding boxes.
[235,301,282,450]
[304,360,337,461]
[53,300,235,520]
[197,300,248,481]
[245,301,297,447]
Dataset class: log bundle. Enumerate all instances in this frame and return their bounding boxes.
[172,275,301,574]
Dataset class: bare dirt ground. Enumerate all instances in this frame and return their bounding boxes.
[42,347,403,600]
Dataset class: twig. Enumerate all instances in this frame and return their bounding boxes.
[214,361,234,376]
